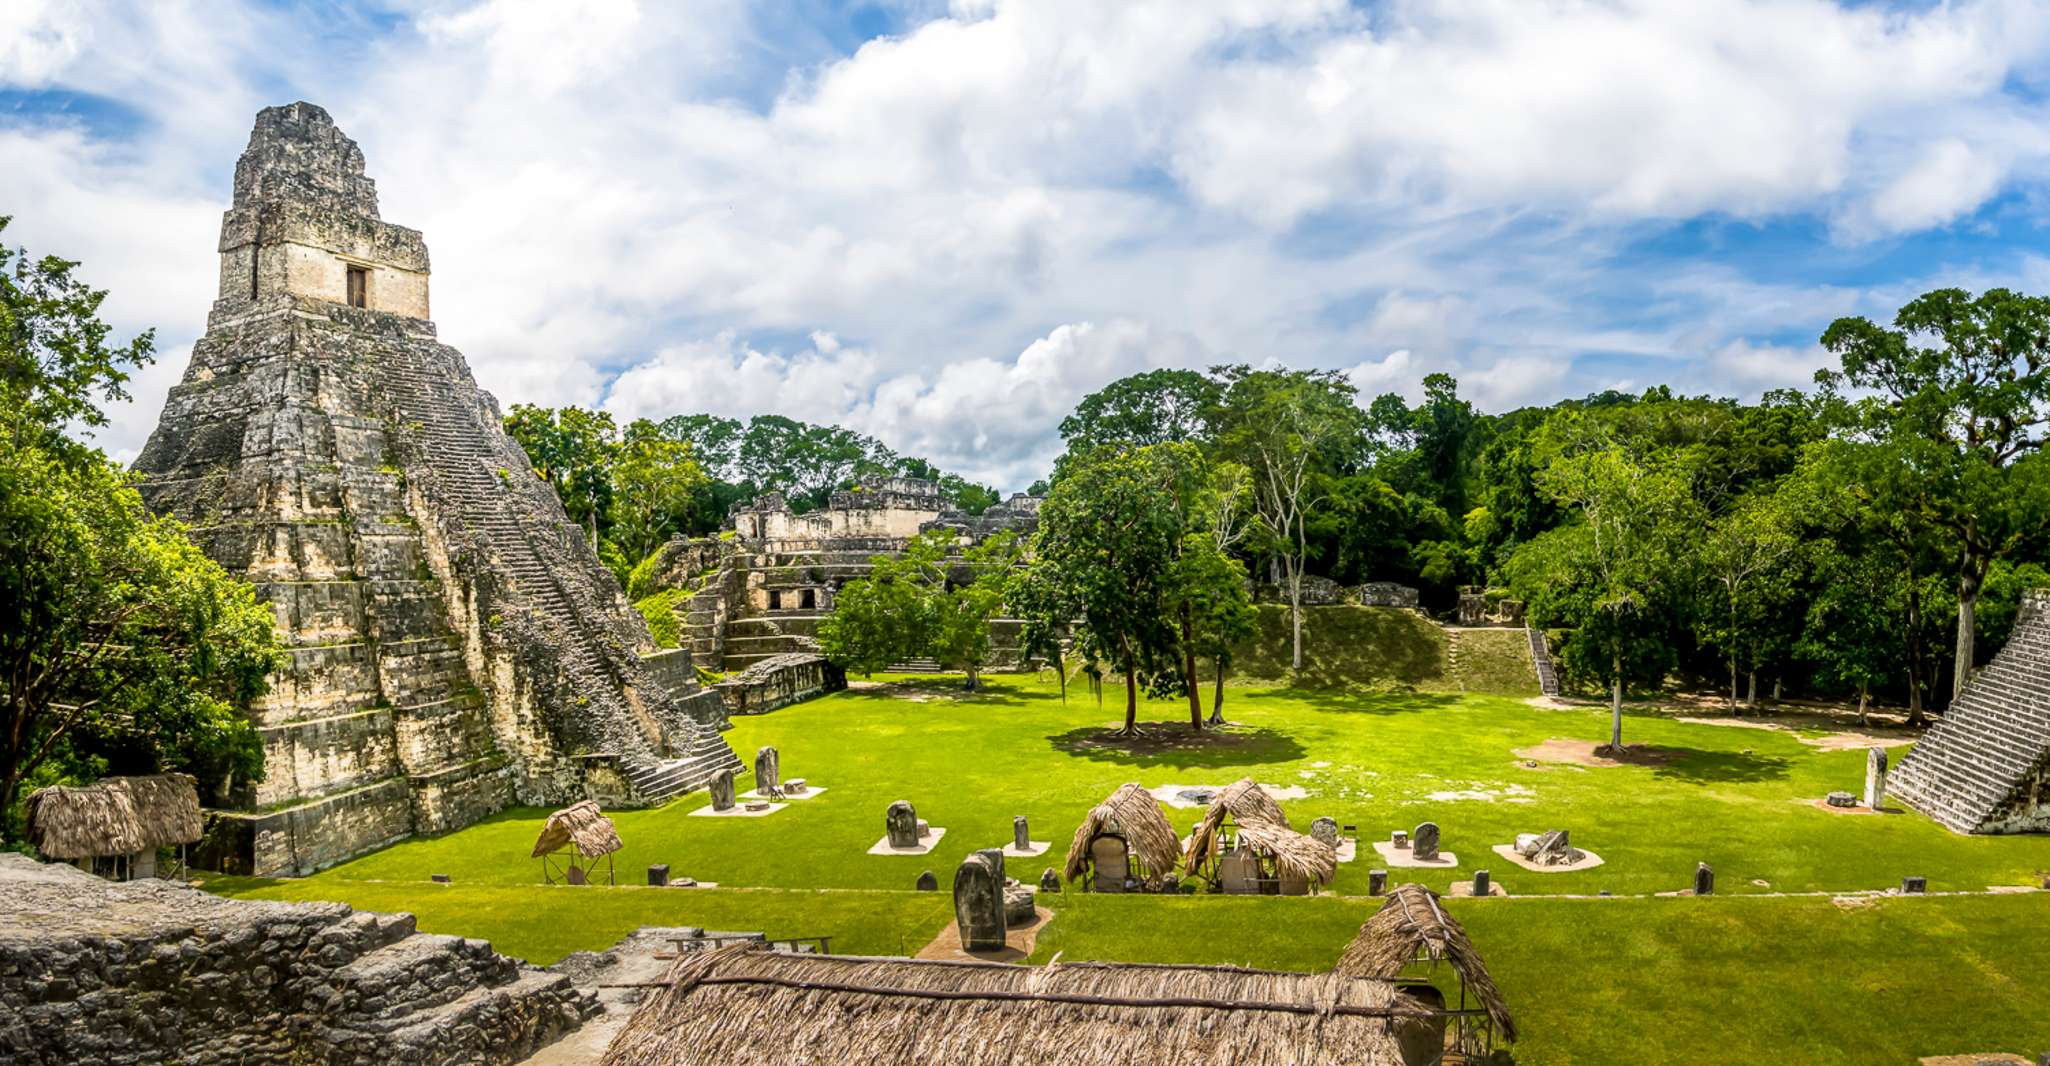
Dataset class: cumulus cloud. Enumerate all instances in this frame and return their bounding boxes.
[10,0,2050,477]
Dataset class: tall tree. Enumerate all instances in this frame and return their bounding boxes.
[1820,288,2050,697]
[1058,369,1220,453]
[504,404,618,547]
[1210,366,1363,671]
[1,216,156,457]
[612,421,709,563]
[1697,490,1802,710]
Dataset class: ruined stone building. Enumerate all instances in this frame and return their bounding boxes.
[1891,588,2050,833]
[639,477,1044,680]
[132,103,739,876]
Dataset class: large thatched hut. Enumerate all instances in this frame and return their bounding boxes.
[1062,783,1181,892]
[532,800,624,885]
[1337,883,1517,1057]
[600,944,1453,1066]
[25,773,203,881]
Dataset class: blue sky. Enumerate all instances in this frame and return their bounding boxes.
[7,0,2050,489]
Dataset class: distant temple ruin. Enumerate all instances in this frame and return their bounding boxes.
[132,103,739,876]
[1890,588,2050,834]
[640,477,1044,680]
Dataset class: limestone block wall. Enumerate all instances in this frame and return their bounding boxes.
[713,653,849,716]
[0,855,593,1066]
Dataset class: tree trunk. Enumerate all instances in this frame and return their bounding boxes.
[1209,656,1227,725]
[1905,573,1927,729]
[1746,671,1757,707]
[1122,661,1139,735]
[1055,646,1068,704]
[1953,551,1985,700]
[964,664,979,691]
[1856,684,1869,727]
[1772,677,1782,702]
[1180,605,1202,731]
[1609,653,1624,752]
[1728,656,1740,713]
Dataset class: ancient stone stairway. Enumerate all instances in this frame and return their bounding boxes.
[374,341,736,804]
[1890,591,2050,833]
[1526,627,1561,697]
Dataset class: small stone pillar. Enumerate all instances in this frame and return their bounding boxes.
[1310,817,1339,848]
[709,770,737,811]
[1039,867,1062,893]
[1864,747,1889,809]
[886,801,919,849]
[430,874,451,884]
[647,864,670,887]
[1694,862,1714,896]
[1472,869,1490,896]
[1368,869,1389,896]
[916,870,938,891]
[755,746,781,798]
[1412,822,1441,862]
[954,849,1007,952]
[1901,875,1926,894]
[1013,816,1031,851]
[1392,830,1409,849]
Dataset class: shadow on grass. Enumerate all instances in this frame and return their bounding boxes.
[1649,747,1795,784]
[1256,688,1464,717]
[1047,720,1307,769]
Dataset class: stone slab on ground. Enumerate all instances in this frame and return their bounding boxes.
[1490,843,1606,873]
[1806,797,1901,816]
[689,802,789,818]
[915,906,1054,964]
[1151,782,1311,808]
[868,827,948,855]
[742,787,828,801]
[1372,840,1458,868]
[1917,1055,2034,1065]
[1001,841,1052,858]
[1335,840,1358,863]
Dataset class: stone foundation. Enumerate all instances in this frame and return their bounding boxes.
[0,854,596,1065]
[714,653,849,715]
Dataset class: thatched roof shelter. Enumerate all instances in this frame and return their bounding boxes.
[601,944,1434,1066]
[1229,818,1337,887]
[1336,883,1517,1041]
[1182,778,1291,874]
[25,774,201,860]
[531,801,624,859]
[1062,783,1181,882]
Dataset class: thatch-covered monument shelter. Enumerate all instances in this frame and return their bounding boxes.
[532,801,624,885]
[24,773,203,881]
[1201,818,1337,896]
[600,943,1459,1066]
[1337,883,1518,1059]
[1063,783,1182,892]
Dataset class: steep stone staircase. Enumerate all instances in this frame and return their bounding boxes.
[373,335,737,803]
[1890,590,2050,833]
[1526,627,1561,697]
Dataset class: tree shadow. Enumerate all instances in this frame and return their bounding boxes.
[1255,688,1465,717]
[1648,747,1795,784]
[1046,720,1307,769]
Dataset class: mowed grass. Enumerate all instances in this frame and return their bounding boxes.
[205,663,2050,1064]
[291,671,2050,897]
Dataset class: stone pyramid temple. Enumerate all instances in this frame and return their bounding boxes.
[133,103,739,876]
[1889,588,2050,834]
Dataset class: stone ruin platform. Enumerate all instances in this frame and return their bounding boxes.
[689,802,789,818]
[868,827,948,855]
[0,854,593,1065]
[1491,843,1606,873]
[742,785,828,801]
[1372,840,1458,868]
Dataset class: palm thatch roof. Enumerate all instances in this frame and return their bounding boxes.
[24,774,202,860]
[1182,778,1291,874]
[1062,783,1181,882]
[531,800,624,859]
[602,944,1433,1066]
[1229,818,1337,886]
[1335,883,1517,1041]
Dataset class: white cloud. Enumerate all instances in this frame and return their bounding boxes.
[11,0,2050,482]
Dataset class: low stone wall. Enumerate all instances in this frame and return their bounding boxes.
[714,653,848,715]
[0,854,596,1065]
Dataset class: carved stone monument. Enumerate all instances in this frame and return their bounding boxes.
[1368,869,1389,896]
[1039,867,1062,893]
[886,801,920,849]
[1013,816,1032,851]
[1694,862,1715,896]
[709,770,736,812]
[1412,822,1441,862]
[916,870,938,892]
[1003,880,1036,926]
[755,746,782,798]
[954,849,1007,952]
[1310,817,1339,848]
[1864,747,1889,809]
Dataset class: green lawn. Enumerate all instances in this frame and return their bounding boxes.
[207,669,2050,1064]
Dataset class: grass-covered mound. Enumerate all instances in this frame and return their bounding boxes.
[1228,604,1537,694]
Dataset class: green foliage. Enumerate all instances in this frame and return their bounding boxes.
[611,424,710,563]
[819,530,1023,686]
[0,216,157,458]
[633,587,691,649]
[1057,368,1219,454]
[1,441,281,832]
[503,404,617,545]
